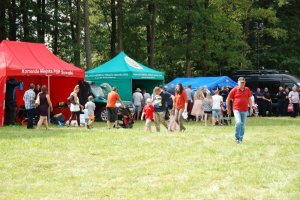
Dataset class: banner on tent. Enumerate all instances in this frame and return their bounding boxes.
[132,73,164,79]
[21,69,74,76]
[86,73,130,79]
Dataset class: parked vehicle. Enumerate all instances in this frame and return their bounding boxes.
[230,69,300,112]
[78,81,135,121]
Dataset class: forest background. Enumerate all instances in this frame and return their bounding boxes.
[0,0,299,82]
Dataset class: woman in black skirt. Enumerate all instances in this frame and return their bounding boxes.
[36,85,53,129]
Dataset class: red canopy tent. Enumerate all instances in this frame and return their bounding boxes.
[0,40,85,127]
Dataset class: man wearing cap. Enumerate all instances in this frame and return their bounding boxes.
[226,77,253,144]
[132,88,144,120]
[106,87,125,129]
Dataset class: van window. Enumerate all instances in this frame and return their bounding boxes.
[282,76,299,88]
[258,81,281,94]
[282,81,295,89]
[245,81,258,92]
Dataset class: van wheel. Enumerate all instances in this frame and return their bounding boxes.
[99,107,107,122]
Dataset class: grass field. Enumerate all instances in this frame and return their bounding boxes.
[0,117,299,199]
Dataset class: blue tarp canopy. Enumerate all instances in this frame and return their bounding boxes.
[166,76,237,91]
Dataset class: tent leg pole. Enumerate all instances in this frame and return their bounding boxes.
[48,76,50,123]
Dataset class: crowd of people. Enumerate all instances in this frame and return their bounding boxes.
[3,76,300,144]
[129,77,254,144]
[10,83,96,129]
[128,78,299,143]
[254,85,299,117]
[132,84,230,129]
[22,83,53,129]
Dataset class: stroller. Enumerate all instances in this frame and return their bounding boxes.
[116,106,134,128]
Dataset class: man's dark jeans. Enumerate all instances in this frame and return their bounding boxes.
[27,108,35,128]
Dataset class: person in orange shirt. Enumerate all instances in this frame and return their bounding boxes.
[106,87,125,129]
[174,83,188,132]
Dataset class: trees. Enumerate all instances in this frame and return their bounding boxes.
[0,0,8,41]
[110,0,117,57]
[36,0,46,43]
[83,0,92,69]
[8,0,17,41]
[147,0,157,68]
[0,0,299,79]
[116,0,124,52]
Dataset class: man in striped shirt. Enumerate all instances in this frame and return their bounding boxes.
[23,83,36,129]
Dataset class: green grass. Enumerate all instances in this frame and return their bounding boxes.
[0,117,299,199]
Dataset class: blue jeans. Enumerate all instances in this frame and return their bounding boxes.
[233,110,247,141]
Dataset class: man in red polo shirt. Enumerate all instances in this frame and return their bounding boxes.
[226,77,253,144]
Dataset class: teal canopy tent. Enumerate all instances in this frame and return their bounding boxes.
[85,52,164,101]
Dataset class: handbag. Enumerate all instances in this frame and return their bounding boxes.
[71,104,80,112]
[35,93,40,107]
[287,103,294,113]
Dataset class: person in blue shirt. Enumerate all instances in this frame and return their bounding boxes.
[23,83,36,129]
[167,84,175,109]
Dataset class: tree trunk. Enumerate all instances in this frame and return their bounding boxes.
[201,0,209,75]
[37,0,42,40]
[147,0,156,68]
[8,0,17,40]
[53,0,59,55]
[0,0,7,41]
[83,0,92,69]
[185,22,192,77]
[74,0,81,67]
[41,0,45,42]
[185,0,193,77]
[37,0,45,42]
[20,0,29,41]
[110,0,117,57]
[204,0,209,9]
[68,0,76,62]
[117,0,124,51]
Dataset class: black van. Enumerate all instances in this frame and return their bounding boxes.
[230,70,300,111]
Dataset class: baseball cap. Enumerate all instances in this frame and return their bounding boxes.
[238,77,246,82]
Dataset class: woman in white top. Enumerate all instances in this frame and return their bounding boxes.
[211,89,223,126]
[67,85,83,127]
[288,86,300,117]
[203,92,213,126]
